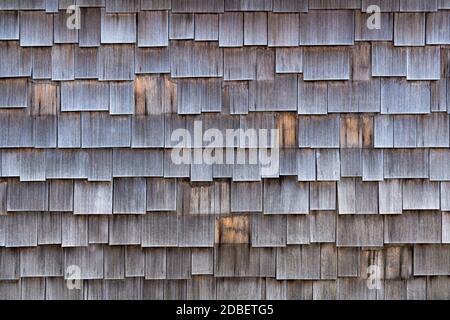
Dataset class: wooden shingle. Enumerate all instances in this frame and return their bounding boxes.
[113,178,146,214]
[81,113,131,148]
[0,11,19,40]
[276,245,321,280]
[303,47,351,81]
[355,12,393,41]
[54,10,78,43]
[426,11,450,44]
[138,11,168,46]
[101,12,136,43]
[61,213,89,247]
[64,245,104,279]
[6,212,38,247]
[406,46,440,80]
[0,78,29,108]
[73,181,113,214]
[414,245,450,276]
[243,12,267,45]
[383,149,429,179]
[231,181,262,212]
[219,12,243,47]
[195,14,219,41]
[402,180,440,210]
[394,13,425,46]
[109,215,141,245]
[268,13,299,47]
[52,45,75,81]
[20,11,53,46]
[170,41,223,77]
[98,44,135,80]
[142,213,178,247]
[299,10,354,45]
[298,115,340,148]
[38,212,62,244]
[381,78,430,114]
[169,13,194,39]
[20,246,63,277]
[79,7,102,47]
[337,215,383,247]
[172,0,224,12]
[372,42,407,77]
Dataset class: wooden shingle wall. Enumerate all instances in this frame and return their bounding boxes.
[0,0,450,300]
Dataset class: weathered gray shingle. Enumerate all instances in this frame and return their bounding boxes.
[0,78,29,108]
[0,11,18,40]
[20,11,53,46]
[195,13,219,41]
[264,177,309,214]
[394,13,425,46]
[268,13,299,47]
[298,115,340,148]
[81,113,131,148]
[337,215,383,247]
[98,44,135,80]
[138,11,169,47]
[0,2,449,301]
[243,12,267,45]
[385,211,441,244]
[303,47,351,81]
[73,181,113,214]
[219,12,243,47]
[406,46,440,80]
[381,78,430,114]
[383,149,429,179]
[170,41,223,77]
[169,13,194,39]
[427,11,450,44]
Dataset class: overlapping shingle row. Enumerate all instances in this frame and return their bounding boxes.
[1,0,450,300]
